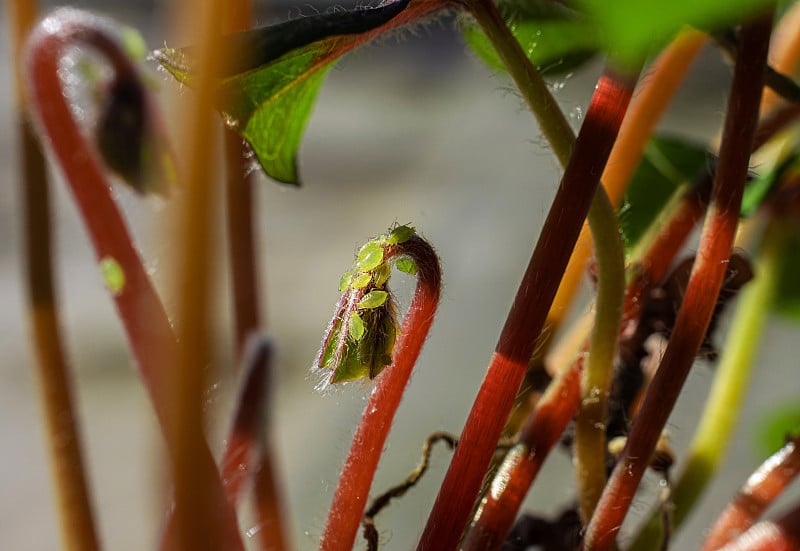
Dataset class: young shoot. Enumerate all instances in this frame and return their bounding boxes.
[313,225,419,389]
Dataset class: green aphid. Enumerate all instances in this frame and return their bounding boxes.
[386,224,415,245]
[339,271,352,293]
[356,241,384,272]
[350,272,372,289]
[358,290,389,309]
[396,257,418,275]
[373,263,391,287]
[349,312,366,341]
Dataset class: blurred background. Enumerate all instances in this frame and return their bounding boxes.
[2,1,798,549]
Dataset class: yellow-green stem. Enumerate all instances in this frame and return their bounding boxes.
[628,219,783,551]
[575,189,627,522]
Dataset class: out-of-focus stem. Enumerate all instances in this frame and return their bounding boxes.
[583,14,773,551]
[12,2,101,548]
[716,501,800,551]
[629,219,783,551]
[702,435,800,551]
[319,236,442,551]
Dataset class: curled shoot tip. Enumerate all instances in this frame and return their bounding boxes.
[313,225,417,387]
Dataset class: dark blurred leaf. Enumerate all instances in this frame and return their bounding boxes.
[619,135,711,252]
[741,152,799,217]
[575,0,775,65]
[154,0,416,184]
[462,0,598,76]
[775,226,800,321]
[756,403,800,458]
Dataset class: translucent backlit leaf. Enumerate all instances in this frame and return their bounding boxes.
[576,0,775,65]
[153,0,427,184]
[358,290,389,309]
[462,0,598,76]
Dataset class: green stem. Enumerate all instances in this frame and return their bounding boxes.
[467,0,573,165]
[628,219,783,551]
[575,189,627,523]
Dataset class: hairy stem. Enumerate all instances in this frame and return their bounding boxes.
[418,0,636,543]
[630,219,783,551]
[461,358,583,550]
[702,435,800,551]
[583,14,773,550]
[11,2,101,549]
[319,235,442,551]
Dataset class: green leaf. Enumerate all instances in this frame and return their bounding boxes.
[775,228,800,321]
[576,0,775,65]
[619,135,711,253]
[462,0,599,76]
[358,290,389,309]
[153,0,413,184]
[742,152,799,217]
[396,257,418,275]
[755,403,800,458]
[356,241,384,272]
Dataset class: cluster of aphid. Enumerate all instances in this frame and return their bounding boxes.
[314,225,418,386]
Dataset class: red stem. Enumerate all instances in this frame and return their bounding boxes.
[417,67,637,551]
[716,502,800,551]
[582,14,773,551]
[461,358,583,550]
[26,11,244,550]
[318,235,442,551]
[702,436,800,551]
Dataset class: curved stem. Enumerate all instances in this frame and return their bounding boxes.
[702,435,800,551]
[11,2,101,549]
[26,10,244,550]
[319,235,442,551]
[583,14,773,550]
[629,219,784,551]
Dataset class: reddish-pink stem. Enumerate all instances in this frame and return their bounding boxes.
[417,66,637,551]
[702,436,800,551]
[582,14,773,551]
[461,358,583,550]
[319,235,442,551]
[26,11,244,550]
[716,503,800,551]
